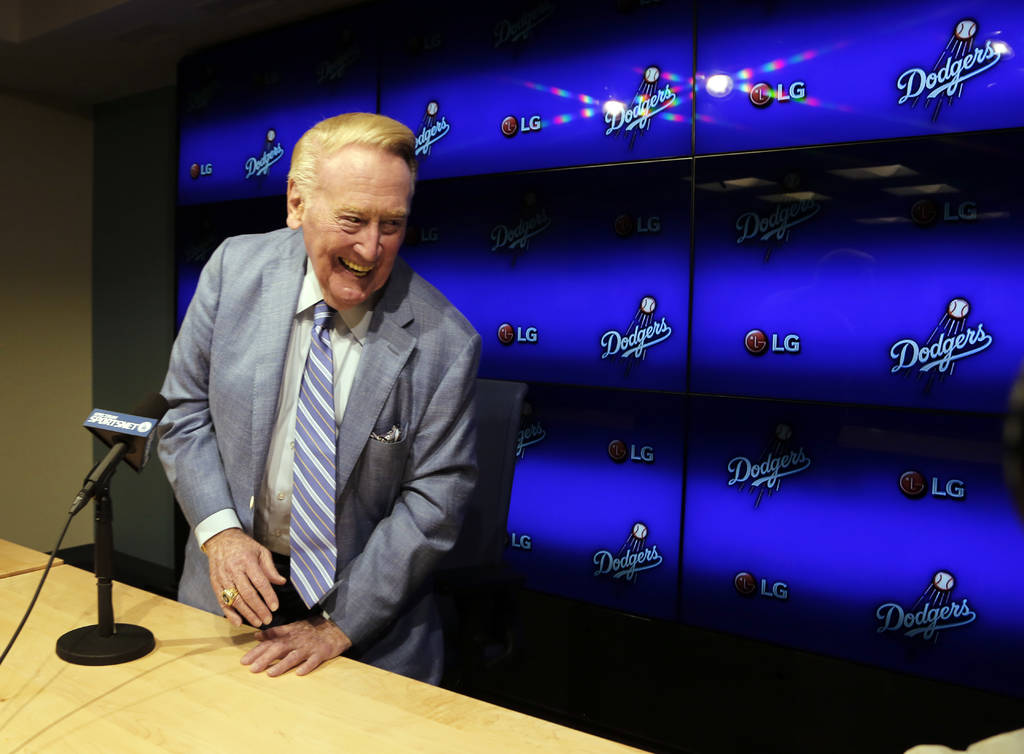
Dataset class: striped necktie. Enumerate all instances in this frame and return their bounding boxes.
[290,300,339,608]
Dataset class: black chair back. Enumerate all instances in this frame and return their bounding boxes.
[441,378,527,571]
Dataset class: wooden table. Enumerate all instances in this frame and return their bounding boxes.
[0,539,61,579]
[0,566,646,753]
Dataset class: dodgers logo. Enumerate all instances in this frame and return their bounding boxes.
[515,420,546,459]
[494,2,555,48]
[415,100,450,158]
[490,209,551,261]
[735,198,821,262]
[592,522,663,583]
[600,296,673,375]
[896,18,1003,122]
[889,297,993,393]
[875,570,977,642]
[604,65,678,148]
[244,128,284,180]
[727,423,811,508]
[316,35,360,84]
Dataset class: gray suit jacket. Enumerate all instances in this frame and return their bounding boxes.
[158,227,481,683]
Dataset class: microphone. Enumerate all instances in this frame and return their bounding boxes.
[56,391,168,666]
[69,393,169,516]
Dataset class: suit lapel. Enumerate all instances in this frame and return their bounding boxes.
[250,231,306,504]
[335,260,416,496]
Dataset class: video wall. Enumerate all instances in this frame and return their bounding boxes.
[176,0,1024,698]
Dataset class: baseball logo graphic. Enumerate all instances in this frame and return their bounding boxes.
[749,83,772,107]
[605,62,676,148]
[425,100,439,117]
[774,423,793,442]
[614,213,635,238]
[932,570,955,592]
[500,115,519,137]
[947,297,970,320]
[265,128,276,143]
[899,470,928,498]
[889,296,993,388]
[954,18,977,41]
[874,568,977,641]
[592,520,664,584]
[608,440,628,463]
[497,323,515,345]
[896,17,999,123]
[744,329,768,355]
[601,295,673,371]
[734,572,757,596]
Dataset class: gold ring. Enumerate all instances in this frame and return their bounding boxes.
[220,587,239,607]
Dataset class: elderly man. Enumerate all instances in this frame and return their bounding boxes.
[158,112,481,683]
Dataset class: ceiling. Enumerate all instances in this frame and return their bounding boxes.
[0,0,364,108]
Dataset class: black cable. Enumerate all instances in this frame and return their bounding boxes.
[0,511,75,665]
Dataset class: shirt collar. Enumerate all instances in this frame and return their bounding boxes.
[298,259,377,346]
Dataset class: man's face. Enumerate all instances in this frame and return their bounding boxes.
[286,144,412,311]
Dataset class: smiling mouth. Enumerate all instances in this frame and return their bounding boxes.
[339,257,373,278]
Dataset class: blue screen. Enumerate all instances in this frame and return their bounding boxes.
[402,161,690,391]
[503,384,685,621]
[174,196,285,328]
[379,0,693,179]
[696,0,1024,154]
[681,395,1024,697]
[688,130,1024,413]
[177,6,378,206]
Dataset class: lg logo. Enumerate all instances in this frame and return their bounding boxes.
[501,114,542,137]
[749,81,806,107]
[189,162,213,179]
[613,213,661,237]
[744,329,800,355]
[405,226,439,246]
[406,32,442,53]
[497,323,538,345]
[734,571,789,600]
[608,439,654,464]
[910,199,978,227]
[899,470,966,501]
[508,532,532,550]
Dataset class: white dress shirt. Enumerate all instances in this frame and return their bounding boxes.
[194,259,375,554]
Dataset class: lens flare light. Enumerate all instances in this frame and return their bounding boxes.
[705,73,734,97]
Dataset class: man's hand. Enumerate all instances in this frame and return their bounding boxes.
[203,528,286,627]
[241,616,352,677]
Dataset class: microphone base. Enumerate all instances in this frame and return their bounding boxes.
[56,624,155,666]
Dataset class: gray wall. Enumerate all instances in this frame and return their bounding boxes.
[0,93,94,551]
[92,87,177,569]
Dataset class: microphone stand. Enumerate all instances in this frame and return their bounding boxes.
[56,479,155,665]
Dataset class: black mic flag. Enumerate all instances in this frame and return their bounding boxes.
[70,393,169,516]
[83,392,169,471]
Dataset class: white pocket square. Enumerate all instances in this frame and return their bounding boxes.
[370,425,402,443]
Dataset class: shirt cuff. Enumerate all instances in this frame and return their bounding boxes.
[195,509,243,551]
